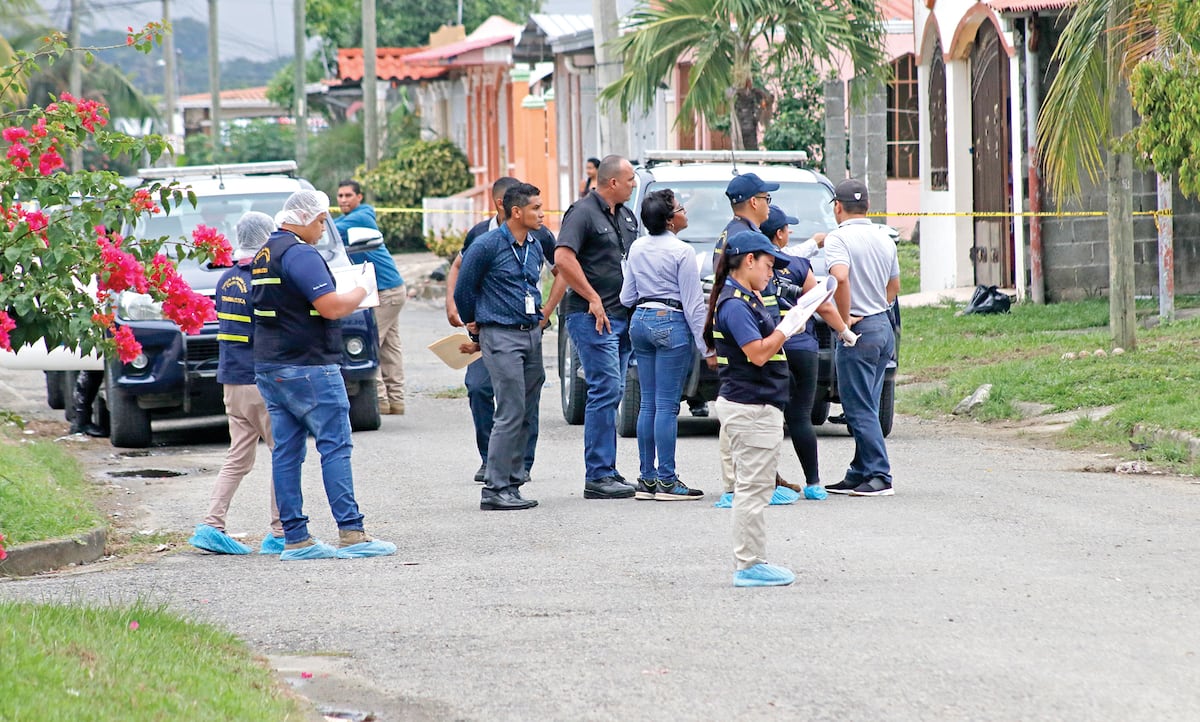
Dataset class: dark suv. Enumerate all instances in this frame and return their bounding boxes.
[97,162,382,448]
[557,151,898,438]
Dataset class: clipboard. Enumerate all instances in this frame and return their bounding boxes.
[332,262,380,308]
[428,332,482,369]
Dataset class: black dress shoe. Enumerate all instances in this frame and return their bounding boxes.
[474,463,486,483]
[480,490,538,511]
[584,476,635,499]
[69,422,108,438]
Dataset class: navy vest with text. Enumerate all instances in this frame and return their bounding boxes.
[713,282,790,409]
[250,230,342,366]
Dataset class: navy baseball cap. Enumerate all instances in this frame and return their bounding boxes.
[724,231,791,269]
[760,205,799,238]
[725,173,780,205]
[832,178,869,204]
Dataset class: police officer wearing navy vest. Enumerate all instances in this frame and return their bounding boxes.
[251,190,395,561]
[704,231,813,588]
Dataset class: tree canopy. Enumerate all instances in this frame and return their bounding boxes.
[306,0,542,50]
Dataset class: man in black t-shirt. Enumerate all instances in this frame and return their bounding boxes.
[554,154,640,499]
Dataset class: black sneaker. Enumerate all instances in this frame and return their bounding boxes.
[824,478,860,495]
[655,478,704,501]
[634,478,657,500]
[849,478,894,497]
[474,463,486,483]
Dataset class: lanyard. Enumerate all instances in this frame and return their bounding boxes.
[510,241,530,284]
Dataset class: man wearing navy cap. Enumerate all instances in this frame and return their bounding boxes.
[822,178,900,497]
[712,173,779,273]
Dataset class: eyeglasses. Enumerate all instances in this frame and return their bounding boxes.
[672,207,687,215]
[754,194,772,203]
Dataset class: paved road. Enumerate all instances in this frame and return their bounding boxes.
[2,297,1199,721]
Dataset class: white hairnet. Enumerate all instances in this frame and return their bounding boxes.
[275,189,330,227]
[234,211,276,258]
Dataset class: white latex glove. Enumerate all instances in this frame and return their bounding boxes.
[354,267,377,296]
[776,308,807,338]
[839,327,860,347]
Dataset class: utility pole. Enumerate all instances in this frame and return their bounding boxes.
[293,0,308,165]
[162,0,176,140]
[1106,3,1135,350]
[207,0,221,161]
[362,0,379,173]
[68,0,82,171]
[591,0,628,159]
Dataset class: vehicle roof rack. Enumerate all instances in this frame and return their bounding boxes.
[643,150,809,168]
[137,160,299,181]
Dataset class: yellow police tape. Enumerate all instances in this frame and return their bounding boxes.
[335,207,1172,219]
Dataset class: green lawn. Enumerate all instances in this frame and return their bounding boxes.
[0,436,102,545]
[0,600,309,721]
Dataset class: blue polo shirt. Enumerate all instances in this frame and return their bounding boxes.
[333,203,404,291]
[454,223,545,327]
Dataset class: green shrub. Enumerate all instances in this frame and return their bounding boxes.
[360,138,472,252]
[424,227,467,260]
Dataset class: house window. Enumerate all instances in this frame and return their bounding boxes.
[928,40,949,191]
[888,54,919,179]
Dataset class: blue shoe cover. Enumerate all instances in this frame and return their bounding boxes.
[189,524,251,555]
[770,486,801,505]
[713,491,734,508]
[279,540,337,561]
[258,534,285,555]
[803,485,829,501]
[335,539,397,559]
[734,563,796,588]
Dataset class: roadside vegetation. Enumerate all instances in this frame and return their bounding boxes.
[898,295,1200,472]
[0,599,309,721]
[0,434,101,545]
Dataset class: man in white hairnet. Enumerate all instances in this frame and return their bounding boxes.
[190,211,286,555]
[250,190,396,560]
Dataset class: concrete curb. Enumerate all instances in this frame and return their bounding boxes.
[0,527,107,577]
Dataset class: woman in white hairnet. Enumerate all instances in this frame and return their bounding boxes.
[250,190,396,560]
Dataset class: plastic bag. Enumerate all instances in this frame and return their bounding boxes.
[962,284,1011,315]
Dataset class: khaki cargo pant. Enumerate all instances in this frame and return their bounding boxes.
[203,383,282,536]
[714,397,784,570]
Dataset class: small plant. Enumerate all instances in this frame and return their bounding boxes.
[424,227,467,261]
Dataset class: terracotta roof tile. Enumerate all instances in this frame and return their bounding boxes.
[337,47,446,83]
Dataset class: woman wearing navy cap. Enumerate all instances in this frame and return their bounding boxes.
[703,231,811,588]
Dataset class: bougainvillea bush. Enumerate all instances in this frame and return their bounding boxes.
[0,26,227,363]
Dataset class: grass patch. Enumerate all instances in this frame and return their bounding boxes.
[0,599,309,721]
[898,296,1200,458]
[431,385,468,399]
[0,435,103,545]
[897,241,920,296]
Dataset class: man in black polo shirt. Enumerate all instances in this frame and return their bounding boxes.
[554,154,640,499]
[454,183,549,511]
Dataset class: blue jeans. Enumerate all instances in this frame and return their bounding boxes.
[629,308,693,482]
[464,359,538,472]
[565,311,632,481]
[255,363,364,544]
[833,313,896,485]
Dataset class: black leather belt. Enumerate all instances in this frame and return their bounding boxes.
[486,322,537,331]
[638,297,682,309]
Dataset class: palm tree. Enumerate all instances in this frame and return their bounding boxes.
[599,0,885,150]
[1038,0,1189,348]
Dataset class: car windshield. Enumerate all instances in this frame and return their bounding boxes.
[132,191,342,265]
[645,180,837,245]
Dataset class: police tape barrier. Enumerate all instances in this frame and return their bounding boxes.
[330,207,566,216]
[330,207,1172,219]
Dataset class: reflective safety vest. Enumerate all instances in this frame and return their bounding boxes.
[250,230,342,366]
[712,281,789,409]
[215,262,256,385]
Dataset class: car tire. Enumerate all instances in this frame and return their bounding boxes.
[106,367,152,448]
[617,371,639,438]
[879,376,895,438]
[348,382,382,432]
[46,371,67,410]
[811,397,830,427]
[561,335,586,425]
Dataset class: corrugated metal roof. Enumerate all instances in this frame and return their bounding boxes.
[528,14,593,42]
[987,0,1076,11]
[177,86,276,108]
[405,16,522,63]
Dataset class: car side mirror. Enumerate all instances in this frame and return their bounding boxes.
[345,226,384,252]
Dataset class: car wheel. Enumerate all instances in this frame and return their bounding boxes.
[106,367,151,448]
[348,382,382,432]
[879,376,895,438]
[561,335,586,425]
[45,371,66,410]
[811,396,830,427]
[617,371,639,438]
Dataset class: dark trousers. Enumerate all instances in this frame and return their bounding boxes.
[782,348,819,485]
[478,325,545,495]
[465,358,538,472]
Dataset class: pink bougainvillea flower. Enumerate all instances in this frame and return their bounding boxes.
[128,620,139,631]
[130,188,161,215]
[96,234,149,294]
[0,532,8,561]
[6,141,31,171]
[192,224,232,266]
[112,324,141,363]
[38,146,64,175]
[2,127,28,142]
[32,117,47,138]
[0,310,16,352]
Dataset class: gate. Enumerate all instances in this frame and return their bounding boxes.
[970,21,1013,287]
